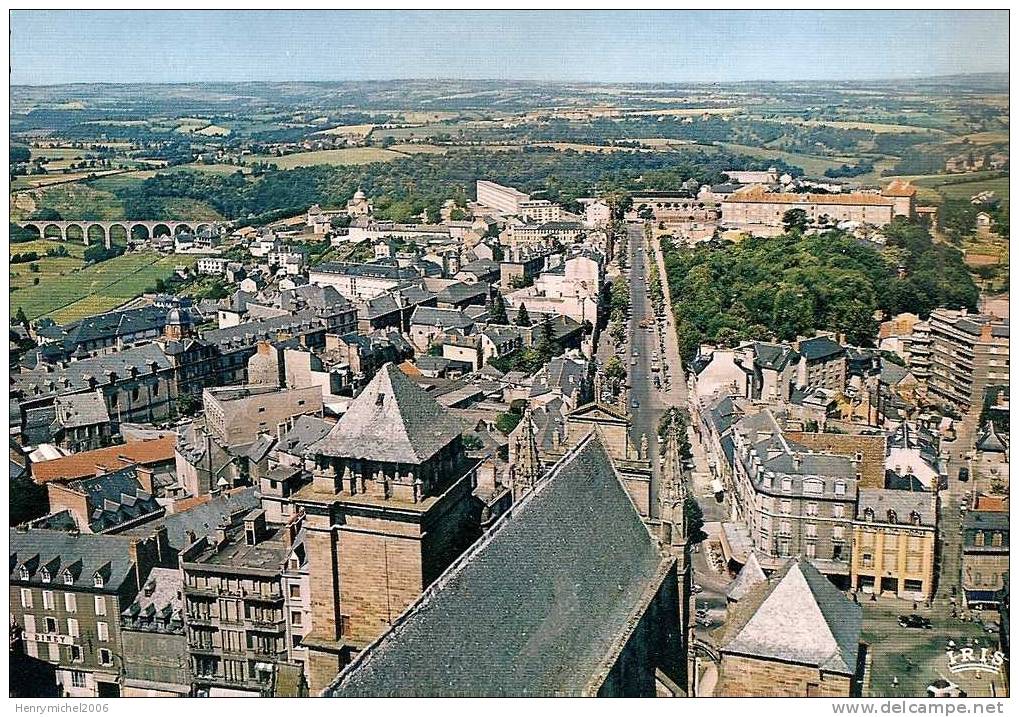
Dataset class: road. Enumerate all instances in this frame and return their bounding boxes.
[620,223,678,517]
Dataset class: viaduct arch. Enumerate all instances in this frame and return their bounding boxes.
[16,220,220,249]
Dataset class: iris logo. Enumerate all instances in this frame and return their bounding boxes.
[945,647,1006,675]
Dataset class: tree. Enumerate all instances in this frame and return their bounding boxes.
[782,208,809,233]
[13,307,29,327]
[535,319,557,362]
[489,293,509,325]
[515,304,532,327]
[495,412,522,435]
[462,434,484,451]
[684,497,708,544]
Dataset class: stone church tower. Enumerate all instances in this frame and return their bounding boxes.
[294,363,481,693]
[658,414,692,693]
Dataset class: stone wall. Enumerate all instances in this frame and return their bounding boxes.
[716,653,852,697]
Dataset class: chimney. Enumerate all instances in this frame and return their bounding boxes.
[135,465,154,494]
[243,509,267,546]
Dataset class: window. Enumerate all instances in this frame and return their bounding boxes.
[993,533,1004,547]
[64,593,77,613]
[779,521,792,537]
[805,543,816,559]
[291,611,302,626]
[834,481,846,496]
[833,505,845,519]
[93,573,104,589]
[63,571,74,585]
[20,588,33,609]
[23,615,36,635]
[97,621,109,642]
[40,568,51,583]
[863,507,875,522]
[975,532,986,547]
[45,617,58,634]
[832,544,844,561]
[289,584,301,599]
[42,591,55,610]
[832,526,845,542]
[805,502,819,517]
[862,553,874,568]
[131,387,140,401]
[69,645,83,663]
[67,618,79,637]
[805,523,817,539]
[781,477,793,492]
[70,670,87,688]
[804,479,823,495]
[94,595,107,615]
[98,649,113,666]
[780,500,792,514]
[887,510,898,524]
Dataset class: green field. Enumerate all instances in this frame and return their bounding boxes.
[11,251,195,323]
[938,177,1009,205]
[718,143,855,177]
[247,147,404,168]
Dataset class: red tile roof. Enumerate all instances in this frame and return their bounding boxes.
[31,435,176,484]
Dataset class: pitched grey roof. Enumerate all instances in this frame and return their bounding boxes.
[857,488,936,527]
[67,468,163,533]
[54,390,110,428]
[310,363,465,464]
[120,488,259,550]
[410,306,474,329]
[10,528,140,591]
[716,558,861,674]
[12,343,172,400]
[277,415,333,455]
[977,422,1009,453]
[121,567,184,635]
[727,552,767,602]
[327,434,668,697]
[798,336,844,361]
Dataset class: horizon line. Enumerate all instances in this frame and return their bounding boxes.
[9,70,1008,90]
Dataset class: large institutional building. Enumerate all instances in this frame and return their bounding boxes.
[476,180,531,216]
[721,180,917,235]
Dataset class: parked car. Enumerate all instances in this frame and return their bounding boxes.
[898,614,932,629]
[691,584,703,594]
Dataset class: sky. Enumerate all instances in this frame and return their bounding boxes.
[9,10,1010,85]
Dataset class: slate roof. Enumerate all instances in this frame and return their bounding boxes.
[309,363,465,464]
[12,343,172,400]
[10,528,141,590]
[726,552,767,602]
[201,309,325,348]
[53,390,110,429]
[753,342,798,371]
[857,488,936,526]
[976,422,1009,453]
[327,434,668,697]
[121,567,184,635]
[66,468,163,533]
[277,415,333,456]
[436,281,489,306]
[64,305,167,346]
[715,558,861,675]
[798,336,844,361]
[410,306,474,329]
[120,488,259,550]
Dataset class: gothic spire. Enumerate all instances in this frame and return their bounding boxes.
[512,408,541,501]
[659,413,688,547]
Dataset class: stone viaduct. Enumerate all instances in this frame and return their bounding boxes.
[15,220,222,249]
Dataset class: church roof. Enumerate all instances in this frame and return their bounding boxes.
[326,434,669,697]
[726,552,767,602]
[715,558,861,675]
[309,363,464,464]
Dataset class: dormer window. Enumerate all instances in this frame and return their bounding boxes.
[376,393,385,407]
[40,568,51,583]
[18,566,29,580]
[887,509,898,524]
[864,507,875,522]
[63,571,74,585]
[93,574,104,589]
[910,510,922,526]
[781,477,793,492]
